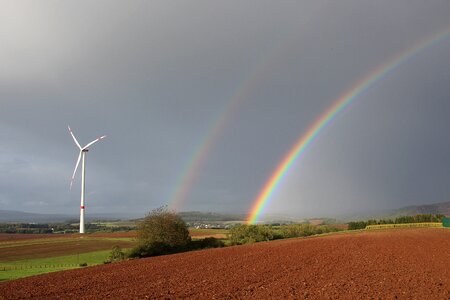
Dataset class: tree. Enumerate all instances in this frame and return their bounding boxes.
[130,206,191,257]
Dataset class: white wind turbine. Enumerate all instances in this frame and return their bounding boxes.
[68,126,106,234]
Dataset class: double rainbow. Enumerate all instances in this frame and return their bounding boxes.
[167,38,289,211]
[247,26,450,224]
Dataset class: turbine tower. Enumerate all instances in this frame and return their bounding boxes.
[68,126,106,234]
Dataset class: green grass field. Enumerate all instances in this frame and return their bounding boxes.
[0,233,137,281]
[0,250,119,281]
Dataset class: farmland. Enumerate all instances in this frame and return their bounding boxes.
[0,228,229,281]
[189,228,229,239]
[0,228,449,299]
[0,232,137,281]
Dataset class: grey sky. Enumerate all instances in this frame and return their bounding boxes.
[1,1,449,218]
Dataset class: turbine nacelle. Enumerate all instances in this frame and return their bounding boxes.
[68,126,106,189]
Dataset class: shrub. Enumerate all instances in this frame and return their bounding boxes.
[229,225,274,245]
[129,206,191,258]
[189,237,225,250]
[106,245,125,263]
[198,237,225,248]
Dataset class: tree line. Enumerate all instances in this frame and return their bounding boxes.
[0,222,135,234]
[347,214,445,230]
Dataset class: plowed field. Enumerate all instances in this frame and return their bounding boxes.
[1,228,449,299]
[0,238,136,262]
[0,234,71,242]
[0,232,137,242]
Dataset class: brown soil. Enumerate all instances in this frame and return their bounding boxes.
[87,232,137,239]
[0,232,137,242]
[0,234,72,242]
[1,228,449,299]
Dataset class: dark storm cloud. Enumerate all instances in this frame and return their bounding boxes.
[1,1,449,218]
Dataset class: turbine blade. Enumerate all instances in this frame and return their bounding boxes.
[68,126,82,149]
[70,151,82,190]
[82,135,106,150]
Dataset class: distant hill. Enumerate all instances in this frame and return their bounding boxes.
[0,209,248,224]
[340,201,450,221]
[392,202,450,216]
[0,210,140,223]
[178,211,303,224]
[178,211,246,222]
[0,210,74,223]
[2,201,448,224]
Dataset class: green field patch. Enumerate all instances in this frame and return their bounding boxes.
[189,228,229,239]
[189,228,229,234]
[0,249,124,281]
[190,230,229,241]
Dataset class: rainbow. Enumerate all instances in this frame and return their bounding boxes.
[167,38,290,211]
[247,27,450,224]
[166,96,241,211]
[166,12,322,211]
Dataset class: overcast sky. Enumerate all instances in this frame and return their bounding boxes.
[1,1,449,219]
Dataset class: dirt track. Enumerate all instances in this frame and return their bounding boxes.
[1,228,449,299]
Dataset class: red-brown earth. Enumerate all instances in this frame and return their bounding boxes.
[1,228,449,299]
[0,232,137,242]
[0,234,70,242]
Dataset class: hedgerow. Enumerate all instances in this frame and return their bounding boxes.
[347,214,445,230]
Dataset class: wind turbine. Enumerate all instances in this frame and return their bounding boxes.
[68,126,106,234]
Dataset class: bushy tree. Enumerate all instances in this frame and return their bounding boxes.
[130,206,191,257]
